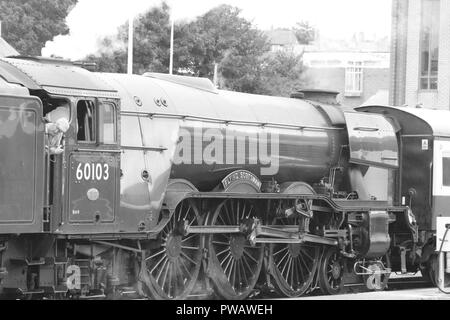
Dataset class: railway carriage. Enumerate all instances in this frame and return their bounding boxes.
[0,55,444,299]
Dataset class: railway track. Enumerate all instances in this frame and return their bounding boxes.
[248,273,434,300]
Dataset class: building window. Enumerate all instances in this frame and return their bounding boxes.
[419,0,440,90]
[345,61,363,97]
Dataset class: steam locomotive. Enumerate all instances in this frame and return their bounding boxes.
[0,55,445,299]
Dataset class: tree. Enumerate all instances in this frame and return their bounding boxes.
[259,51,309,97]
[182,5,268,79]
[221,50,308,97]
[0,0,77,56]
[84,37,127,73]
[87,3,269,80]
[86,3,308,97]
[293,21,316,45]
[219,30,269,93]
[87,2,172,75]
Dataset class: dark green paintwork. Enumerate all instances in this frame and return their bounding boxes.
[0,95,44,233]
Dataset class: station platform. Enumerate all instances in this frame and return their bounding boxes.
[300,288,450,300]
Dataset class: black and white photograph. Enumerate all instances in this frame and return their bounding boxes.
[0,0,449,308]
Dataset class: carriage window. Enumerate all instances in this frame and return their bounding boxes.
[99,103,117,144]
[443,157,450,186]
[77,100,96,142]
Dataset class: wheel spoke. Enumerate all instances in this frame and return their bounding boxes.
[220,252,232,268]
[224,202,232,225]
[246,206,254,219]
[181,234,197,243]
[181,245,199,250]
[183,204,191,221]
[296,257,306,282]
[298,254,312,274]
[218,214,226,225]
[178,201,184,221]
[180,251,196,265]
[230,259,237,290]
[243,249,258,264]
[213,240,230,246]
[146,248,166,261]
[224,256,234,277]
[167,262,173,297]
[237,259,245,287]
[273,246,288,256]
[276,250,290,268]
[281,256,292,278]
[289,257,295,287]
[216,247,230,257]
[156,258,169,282]
[242,253,253,275]
[150,255,167,274]
[300,248,314,262]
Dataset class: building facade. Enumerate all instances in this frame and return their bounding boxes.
[390,0,450,109]
[303,51,390,108]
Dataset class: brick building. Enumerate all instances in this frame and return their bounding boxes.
[390,0,450,109]
[264,29,390,107]
[303,51,390,108]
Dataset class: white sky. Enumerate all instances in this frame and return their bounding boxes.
[42,0,393,60]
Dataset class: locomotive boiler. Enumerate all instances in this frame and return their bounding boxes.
[0,55,435,300]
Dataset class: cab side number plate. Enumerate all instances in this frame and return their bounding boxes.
[76,163,110,181]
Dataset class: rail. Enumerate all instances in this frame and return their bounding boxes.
[120,111,344,132]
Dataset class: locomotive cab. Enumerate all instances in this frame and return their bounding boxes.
[57,97,121,234]
[0,57,122,235]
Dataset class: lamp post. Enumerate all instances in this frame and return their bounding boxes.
[127,14,134,75]
[169,13,174,74]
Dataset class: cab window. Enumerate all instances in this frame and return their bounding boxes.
[77,100,95,142]
[98,103,117,144]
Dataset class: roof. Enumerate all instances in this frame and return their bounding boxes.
[356,105,450,138]
[0,37,19,57]
[0,57,118,98]
[265,29,299,46]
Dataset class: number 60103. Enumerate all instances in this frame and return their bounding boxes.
[76,163,109,181]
